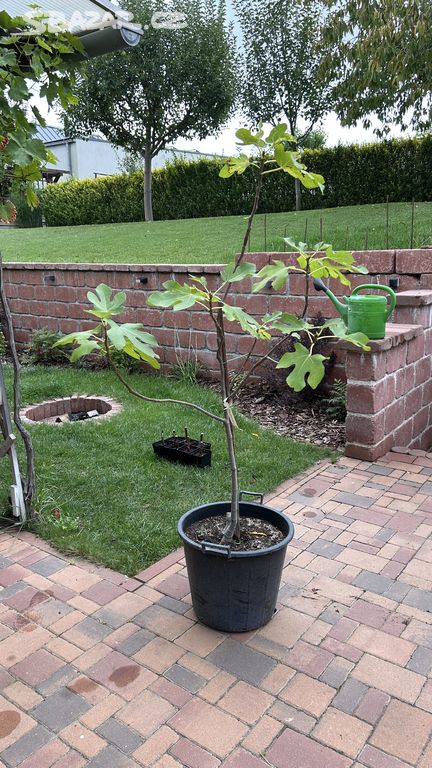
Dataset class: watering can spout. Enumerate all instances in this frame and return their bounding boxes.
[313,278,349,324]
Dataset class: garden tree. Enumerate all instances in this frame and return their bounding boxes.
[56,122,369,544]
[321,0,432,134]
[0,9,83,513]
[233,0,331,211]
[64,0,236,222]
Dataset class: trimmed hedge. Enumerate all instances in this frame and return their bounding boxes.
[43,134,432,227]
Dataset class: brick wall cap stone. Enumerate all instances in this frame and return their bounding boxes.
[338,323,422,353]
[396,290,432,307]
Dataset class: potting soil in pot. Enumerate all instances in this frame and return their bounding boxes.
[186,516,285,551]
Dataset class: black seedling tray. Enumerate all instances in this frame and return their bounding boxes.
[153,436,212,468]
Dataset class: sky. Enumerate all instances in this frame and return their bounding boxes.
[34,0,409,155]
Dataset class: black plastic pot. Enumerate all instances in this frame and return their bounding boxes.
[153,436,211,468]
[178,494,295,632]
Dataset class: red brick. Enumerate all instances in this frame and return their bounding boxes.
[407,334,425,363]
[396,249,432,274]
[222,748,269,767]
[346,351,386,382]
[415,356,431,385]
[404,388,423,419]
[413,405,429,436]
[386,344,408,374]
[345,413,385,445]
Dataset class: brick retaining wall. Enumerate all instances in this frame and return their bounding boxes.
[4,248,432,460]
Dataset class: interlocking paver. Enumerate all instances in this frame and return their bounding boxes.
[4,454,432,767]
[31,688,91,732]
[267,728,351,768]
[96,717,143,754]
[208,639,277,685]
[370,699,432,763]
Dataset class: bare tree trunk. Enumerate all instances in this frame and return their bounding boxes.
[214,310,240,543]
[295,178,302,212]
[0,256,36,514]
[144,144,153,222]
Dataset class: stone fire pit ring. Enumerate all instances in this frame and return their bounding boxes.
[20,396,122,425]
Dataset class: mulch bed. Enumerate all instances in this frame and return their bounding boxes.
[234,381,345,450]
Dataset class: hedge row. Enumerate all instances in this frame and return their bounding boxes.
[42,134,432,227]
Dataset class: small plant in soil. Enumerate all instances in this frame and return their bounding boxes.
[56,122,369,549]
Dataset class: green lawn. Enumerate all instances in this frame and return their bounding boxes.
[1,366,332,574]
[2,201,432,264]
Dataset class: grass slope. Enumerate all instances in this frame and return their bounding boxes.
[2,201,432,265]
[1,366,332,574]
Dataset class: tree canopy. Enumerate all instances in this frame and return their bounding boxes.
[234,0,331,210]
[0,9,82,222]
[64,0,237,221]
[322,0,432,134]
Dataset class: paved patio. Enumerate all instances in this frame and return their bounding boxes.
[2,452,432,767]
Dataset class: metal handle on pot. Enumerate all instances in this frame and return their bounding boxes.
[351,284,397,320]
[239,490,264,504]
[201,542,231,557]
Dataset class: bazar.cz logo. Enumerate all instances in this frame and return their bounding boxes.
[24,9,188,34]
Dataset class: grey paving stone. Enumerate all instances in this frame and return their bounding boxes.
[407,646,432,675]
[158,595,191,615]
[1,725,52,767]
[404,588,432,613]
[72,616,113,642]
[332,679,368,714]
[29,555,66,576]
[118,628,155,656]
[420,468,432,476]
[374,528,395,542]
[365,465,394,476]
[325,513,355,524]
[353,571,395,595]
[319,604,347,625]
[87,746,140,767]
[0,581,27,601]
[208,638,277,685]
[419,481,432,495]
[93,606,124,629]
[334,492,374,508]
[384,581,411,602]
[97,718,142,755]
[319,657,354,689]
[36,664,77,696]
[307,539,344,560]
[0,555,12,568]
[165,664,206,693]
[31,687,90,731]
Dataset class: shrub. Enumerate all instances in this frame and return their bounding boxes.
[43,134,432,227]
[22,328,70,366]
[324,379,347,422]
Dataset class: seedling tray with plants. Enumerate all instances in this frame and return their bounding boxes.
[153,431,211,468]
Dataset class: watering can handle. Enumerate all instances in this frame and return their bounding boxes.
[351,284,396,320]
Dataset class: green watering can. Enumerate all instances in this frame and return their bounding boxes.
[313,278,396,340]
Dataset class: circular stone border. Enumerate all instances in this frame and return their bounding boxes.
[20,396,122,425]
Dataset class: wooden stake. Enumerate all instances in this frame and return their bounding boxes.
[365,227,369,250]
[345,226,349,249]
[284,225,287,251]
[319,217,323,241]
[304,217,308,244]
[264,214,267,251]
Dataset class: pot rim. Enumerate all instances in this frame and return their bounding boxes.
[178,500,295,558]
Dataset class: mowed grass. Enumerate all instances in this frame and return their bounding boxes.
[0,366,332,575]
[2,201,432,265]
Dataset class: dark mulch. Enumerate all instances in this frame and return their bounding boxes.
[234,381,345,450]
[186,515,284,551]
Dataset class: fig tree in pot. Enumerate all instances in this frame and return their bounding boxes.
[56,123,369,632]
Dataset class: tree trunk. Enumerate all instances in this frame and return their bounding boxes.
[144,145,153,222]
[295,178,302,212]
[214,311,240,543]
